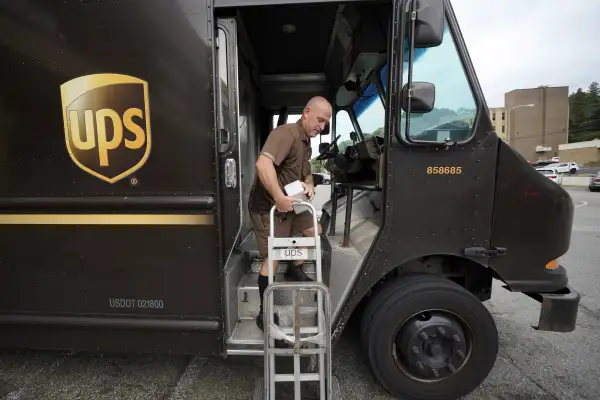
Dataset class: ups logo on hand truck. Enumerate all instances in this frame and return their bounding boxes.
[60,73,152,184]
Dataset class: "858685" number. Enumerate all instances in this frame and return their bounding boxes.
[426,166,463,175]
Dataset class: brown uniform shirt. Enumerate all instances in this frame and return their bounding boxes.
[249,120,312,214]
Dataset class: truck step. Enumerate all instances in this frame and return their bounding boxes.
[228,305,320,346]
[238,273,317,319]
[228,318,264,346]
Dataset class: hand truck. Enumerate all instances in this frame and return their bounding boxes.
[257,202,339,400]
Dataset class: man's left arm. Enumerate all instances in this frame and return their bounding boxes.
[302,153,315,199]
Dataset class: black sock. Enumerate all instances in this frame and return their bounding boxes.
[257,274,269,315]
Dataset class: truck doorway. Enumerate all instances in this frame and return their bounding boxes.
[214,0,390,354]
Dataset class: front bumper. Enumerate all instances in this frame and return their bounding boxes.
[523,284,580,332]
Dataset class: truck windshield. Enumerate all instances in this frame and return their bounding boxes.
[353,82,385,140]
[371,25,478,144]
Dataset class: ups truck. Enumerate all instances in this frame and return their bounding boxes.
[0,0,580,399]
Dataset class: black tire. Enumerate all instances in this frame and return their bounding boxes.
[359,273,429,349]
[362,273,498,400]
[570,168,577,174]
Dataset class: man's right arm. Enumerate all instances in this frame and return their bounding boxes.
[255,129,296,212]
[255,154,285,201]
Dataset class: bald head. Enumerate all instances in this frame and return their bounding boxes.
[301,96,332,138]
[306,96,332,111]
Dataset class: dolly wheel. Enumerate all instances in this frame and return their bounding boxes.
[361,273,498,400]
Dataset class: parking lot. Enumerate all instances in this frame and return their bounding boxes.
[0,186,598,400]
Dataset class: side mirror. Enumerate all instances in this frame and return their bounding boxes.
[402,82,435,113]
[320,122,330,136]
[318,142,330,153]
[414,0,445,48]
[350,131,358,142]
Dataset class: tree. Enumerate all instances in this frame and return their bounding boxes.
[589,82,599,97]
[310,158,325,173]
[568,82,600,143]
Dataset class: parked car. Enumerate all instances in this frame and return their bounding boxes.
[590,171,600,192]
[536,167,562,185]
[547,162,579,175]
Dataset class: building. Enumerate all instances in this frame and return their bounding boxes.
[489,107,506,141]
[505,86,569,162]
[559,139,600,164]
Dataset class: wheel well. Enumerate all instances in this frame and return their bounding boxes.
[352,255,497,321]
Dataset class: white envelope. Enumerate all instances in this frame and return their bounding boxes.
[284,180,310,214]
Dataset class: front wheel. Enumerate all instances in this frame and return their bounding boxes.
[362,274,498,400]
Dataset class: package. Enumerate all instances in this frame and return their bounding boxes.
[284,180,310,214]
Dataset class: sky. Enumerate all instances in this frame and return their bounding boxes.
[279,0,600,158]
[451,0,600,108]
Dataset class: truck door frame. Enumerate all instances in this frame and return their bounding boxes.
[215,19,244,268]
[332,0,499,339]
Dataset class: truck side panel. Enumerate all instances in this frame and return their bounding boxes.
[489,141,573,292]
[0,0,223,354]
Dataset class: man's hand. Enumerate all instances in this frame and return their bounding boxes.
[302,182,315,199]
[275,194,299,213]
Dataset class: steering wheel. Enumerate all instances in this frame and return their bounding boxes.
[316,134,342,161]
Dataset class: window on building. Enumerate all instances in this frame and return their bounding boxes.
[502,112,505,120]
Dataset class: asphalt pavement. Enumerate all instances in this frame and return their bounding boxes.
[576,166,600,176]
[0,187,598,400]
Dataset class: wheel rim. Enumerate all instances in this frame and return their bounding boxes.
[392,309,472,383]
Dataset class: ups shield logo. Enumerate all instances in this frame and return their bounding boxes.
[60,73,151,183]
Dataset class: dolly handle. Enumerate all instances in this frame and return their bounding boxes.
[269,202,318,239]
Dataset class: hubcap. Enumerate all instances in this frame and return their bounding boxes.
[394,310,470,382]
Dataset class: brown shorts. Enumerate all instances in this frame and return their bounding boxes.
[250,211,317,258]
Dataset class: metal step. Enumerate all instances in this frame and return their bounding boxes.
[238,273,317,319]
[229,271,319,347]
[228,318,264,346]
[228,305,320,346]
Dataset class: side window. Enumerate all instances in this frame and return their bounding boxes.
[334,110,355,153]
[272,113,301,128]
[216,28,230,134]
[353,83,385,140]
[380,64,388,94]
[401,23,478,143]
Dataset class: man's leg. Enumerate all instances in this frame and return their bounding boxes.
[284,211,322,282]
[251,212,292,331]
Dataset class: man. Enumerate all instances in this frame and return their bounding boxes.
[249,96,332,331]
